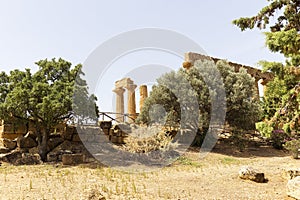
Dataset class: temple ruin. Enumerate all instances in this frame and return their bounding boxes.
[183,52,274,97]
[113,78,148,123]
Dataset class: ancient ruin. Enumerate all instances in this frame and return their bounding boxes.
[183,52,274,97]
[113,78,148,123]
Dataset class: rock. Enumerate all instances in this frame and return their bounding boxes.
[72,133,81,142]
[47,150,72,162]
[285,168,300,180]
[28,147,39,154]
[0,138,17,150]
[0,147,10,154]
[17,136,37,149]
[62,154,84,165]
[47,136,64,152]
[85,188,106,200]
[14,153,42,165]
[0,150,22,164]
[239,166,266,183]
[61,126,75,141]
[24,131,37,140]
[287,176,300,199]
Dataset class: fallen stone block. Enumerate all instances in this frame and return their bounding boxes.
[0,147,10,154]
[62,154,84,165]
[17,136,37,149]
[47,136,64,152]
[287,176,300,199]
[0,138,17,150]
[0,150,22,164]
[285,168,300,180]
[239,166,266,183]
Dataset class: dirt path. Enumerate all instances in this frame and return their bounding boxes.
[0,144,298,200]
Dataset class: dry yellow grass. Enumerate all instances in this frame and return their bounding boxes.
[0,143,298,200]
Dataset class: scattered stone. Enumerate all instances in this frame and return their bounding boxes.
[0,147,10,154]
[239,166,267,183]
[61,126,75,141]
[24,131,37,140]
[62,154,84,165]
[72,133,81,142]
[47,136,64,152]
[14,153,42,165]
[287,176,300,199]
[17,136,37,149]
[285,168,300,180]
[47,150,72,162]
[0,138,17,150]
[0,150,22,164]
[28,147,39,154]
[85,188,106,200]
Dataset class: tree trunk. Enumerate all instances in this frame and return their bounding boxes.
[38,128,49,162]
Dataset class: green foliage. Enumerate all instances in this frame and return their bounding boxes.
[233,0,300,32]
[234,0,300,147]
[0,58,98,161]
[136,60,260,146]
[255,121,273,138]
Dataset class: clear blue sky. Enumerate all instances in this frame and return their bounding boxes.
[0,0,285,112]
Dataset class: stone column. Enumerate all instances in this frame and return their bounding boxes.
[139,85,148,112]
[126,84,137,123]
[260,79,269,97]
[113,87,125,122]
[254,78,260,99]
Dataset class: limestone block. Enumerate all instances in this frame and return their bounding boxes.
[24,131,37,140]
[285,168,300,180]
[62,126,75,141]
[239,166,266,183]
[72,133,81,142]
[287,176,300,199]
[14,153,42,165]
[0,138,17,150]
[47,136,64,152]
[17,136,37,149]
[62,154,84,165]
[0,147,10,154]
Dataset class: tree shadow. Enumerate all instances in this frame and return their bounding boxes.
[188,138,289,158]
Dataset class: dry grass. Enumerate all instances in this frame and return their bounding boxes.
[122,126,177,153]
[0,143,298,199]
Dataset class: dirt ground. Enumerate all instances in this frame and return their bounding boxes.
[0,140,299,200]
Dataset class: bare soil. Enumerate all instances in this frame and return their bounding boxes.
[0,140,298,200]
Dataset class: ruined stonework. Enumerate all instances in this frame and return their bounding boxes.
[113,78,138,123]
[183,52,274,97]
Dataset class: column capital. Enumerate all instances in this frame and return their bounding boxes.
[113,87,125,94]
[125,84,137,92]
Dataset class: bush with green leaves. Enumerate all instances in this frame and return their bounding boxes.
[136,59,261,146]
[0,58,98,161]
[234,0,300,147]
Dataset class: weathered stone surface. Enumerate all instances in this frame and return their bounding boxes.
[0,138,16,150]
[0,147,10,154]
[83,188,106,200]
[287,176,300,199]
[17,136,37,149]
[239,166,266,183]
[0,150,22,164]
[24,131,37,140]
[72,133,81,142]
[285,168,300,180]
[47,136,64,152]
[14,153,42,165]
[62,154,84,165]
[47,150,72,162]
[28,147,39,154]
[61,126,75,141]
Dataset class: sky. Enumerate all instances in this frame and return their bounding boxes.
[0,0,286,113]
